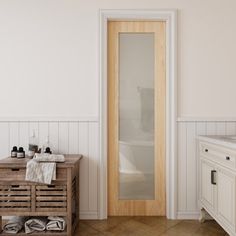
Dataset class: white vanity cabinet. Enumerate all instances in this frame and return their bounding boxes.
[217,167,235,228]
[200,159,216,213]
[199,136,236,236]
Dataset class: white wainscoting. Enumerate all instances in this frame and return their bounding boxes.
[0,118,99,219]
[2,117,235,220]
[177,119,236,219]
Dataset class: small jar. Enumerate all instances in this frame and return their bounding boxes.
[42,136,51,153]
[17,147,25,158]
[11,146,18,158]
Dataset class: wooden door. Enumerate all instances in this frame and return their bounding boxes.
[108,21,166,216]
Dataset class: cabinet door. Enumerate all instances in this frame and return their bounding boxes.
[200,159,216,212]
[217,167,235,229]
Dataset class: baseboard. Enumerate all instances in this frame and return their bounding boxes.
[177,211,200,220]
[3,213,99,221]
[80,212,99,220]
[80,211,200,220]
[4,212,199,221]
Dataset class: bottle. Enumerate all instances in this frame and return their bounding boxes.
[28,130,38,158]
[42,136,51,154]
[45,147,52,154]
[17,147,25,158]
[11,146,18,158]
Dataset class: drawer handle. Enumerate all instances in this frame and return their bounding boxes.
[211,170,217,185]
[47,185,55,188]
[11,185,19,188]
[11,168,20,171]
[226,156,230,160]
[205,149,208,152]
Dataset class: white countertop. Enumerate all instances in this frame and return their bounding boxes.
[197,135,236,149]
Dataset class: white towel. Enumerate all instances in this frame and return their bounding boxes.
[24,217,47,234]
[3,216,26,234]
[34,153,65,162]
[46,216,66,231]
[25,159,56,184]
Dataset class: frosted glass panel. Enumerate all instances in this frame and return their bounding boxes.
[119,33,155,200]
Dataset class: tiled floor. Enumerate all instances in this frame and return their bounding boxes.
[76,217,227,236]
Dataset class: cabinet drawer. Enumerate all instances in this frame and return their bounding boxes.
[200,142,236,169]
[0,168,26,180]
[0,184,31,212]
[35,184,67,212]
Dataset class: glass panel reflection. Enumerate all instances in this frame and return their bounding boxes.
[119,33,155,200]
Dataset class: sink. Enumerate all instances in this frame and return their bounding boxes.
[198,135,236,149]
[218,135,236,141]
[224,136,236,140]
[227,136,236,140]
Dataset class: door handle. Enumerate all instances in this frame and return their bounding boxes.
[211,170,216,185]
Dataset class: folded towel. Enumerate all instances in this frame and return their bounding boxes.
[46,216,66,231]
[25,159,56,184]
[25,217,47,234]
[3,216,26,234]
[34,153,65,163]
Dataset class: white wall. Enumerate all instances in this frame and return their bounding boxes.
[0,0,236,117]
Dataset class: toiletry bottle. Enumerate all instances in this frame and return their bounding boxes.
[42,135,51,154]
[11,146,18,158]
[17,147,25,158]
[28,130,38,158]
[45,147,52,154]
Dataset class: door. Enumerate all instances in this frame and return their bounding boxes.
[217,167,235,229]
[200,159,216,212]
[108,21,166,216]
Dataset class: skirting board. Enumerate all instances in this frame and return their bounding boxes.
[177,211,200,220]
[80,212,99,220]
[3,213,99,221]
[3,212,198,221]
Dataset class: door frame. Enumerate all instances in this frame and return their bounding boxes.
[99,9,178,219]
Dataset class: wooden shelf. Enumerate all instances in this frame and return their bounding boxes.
[0,155,82,236]
[0,231,67,236]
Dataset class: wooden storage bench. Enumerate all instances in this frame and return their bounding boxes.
[0,154,82,236]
